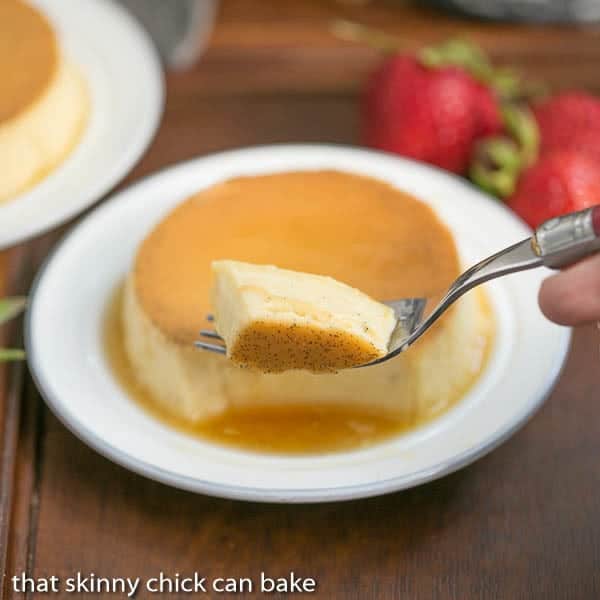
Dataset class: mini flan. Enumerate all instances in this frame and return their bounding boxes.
[211,260,397,372]
[120,171,494,428]
[0,0,89,203]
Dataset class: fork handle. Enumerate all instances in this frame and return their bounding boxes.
[380,206,600,361]
[401,205,600,352]
[534,205,600,269]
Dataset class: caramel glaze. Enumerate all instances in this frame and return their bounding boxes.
[0,0,58,123]
[135,171,460,346]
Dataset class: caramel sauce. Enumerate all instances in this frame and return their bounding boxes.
[134,171,461,345]
[104,285,493,455]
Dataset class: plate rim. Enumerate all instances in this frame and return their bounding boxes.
[25,143,573,503]
[0,0,165,249]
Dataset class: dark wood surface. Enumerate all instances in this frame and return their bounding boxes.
[2,1,600,598]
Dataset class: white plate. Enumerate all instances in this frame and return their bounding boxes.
[0,0,164,249]
[26,145,571,503]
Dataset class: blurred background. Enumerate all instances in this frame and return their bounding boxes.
[120,0,600,71]
[115,0,600,186]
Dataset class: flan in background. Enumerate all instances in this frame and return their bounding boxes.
[107,170,495,454]
[0,0,89,204]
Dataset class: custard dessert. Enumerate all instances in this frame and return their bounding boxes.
[118,171,494,434]
[211,260,397,372]
[0,0,89,203]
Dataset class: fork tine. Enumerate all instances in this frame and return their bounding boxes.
[199,329,223,340]
[194,340,226,355]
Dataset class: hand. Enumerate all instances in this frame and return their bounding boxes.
[539,254,600,326]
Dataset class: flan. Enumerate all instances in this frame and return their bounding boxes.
[0,0,89,203]
[121,170,494,426]
[211,260,397,372]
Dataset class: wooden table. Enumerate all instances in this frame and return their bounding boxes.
[2,1,600,598]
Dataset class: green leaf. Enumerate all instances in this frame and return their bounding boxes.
[0,297,27,326]
[502,104,540,168]
[0,348,25,362]
[420,39,494,82]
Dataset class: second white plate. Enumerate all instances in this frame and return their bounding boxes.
[26,145,571,503]
[0,0,164,249]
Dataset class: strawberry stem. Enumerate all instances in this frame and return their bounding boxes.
[331,20,547,102]
[469,104,540,198]
[502,104,539,167]
[330,20,403,53]
[420,39,493,80]
[470,138,522,197]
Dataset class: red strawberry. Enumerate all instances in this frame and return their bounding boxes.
[363,56,502,174]
[473,82,503,138]
[534,92,600,163]
[507,151,600,229]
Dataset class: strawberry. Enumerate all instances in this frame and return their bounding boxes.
[474,82,504,138]
[363,56,502,174]
[332,23,504,174]
[534,92,600,163]
[507,151,600,228]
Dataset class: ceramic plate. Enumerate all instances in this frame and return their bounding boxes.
[0,0,164,249]
[26,145,571,503]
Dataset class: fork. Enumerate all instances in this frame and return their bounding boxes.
[196,205,600,367]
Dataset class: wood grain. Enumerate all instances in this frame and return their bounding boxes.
[22,326,600,600]
[0,248,36,600]
[2,1,600,598]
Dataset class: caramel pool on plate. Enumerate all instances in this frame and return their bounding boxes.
[105,170,495,454]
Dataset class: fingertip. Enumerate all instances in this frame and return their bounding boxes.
[538,275,574,326]
[538,254,600,327]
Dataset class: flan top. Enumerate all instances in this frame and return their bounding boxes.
[134,170,460,345]
[0,0,58,123]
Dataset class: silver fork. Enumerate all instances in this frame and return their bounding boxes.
[196,206,600,367]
